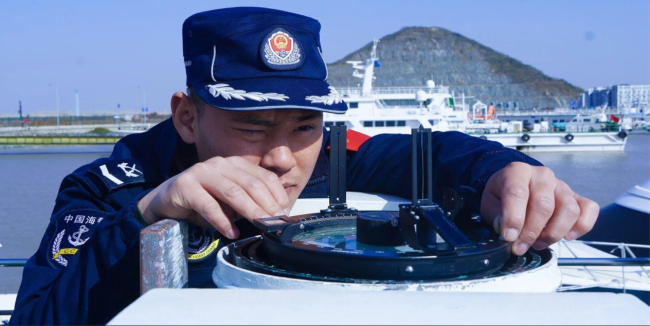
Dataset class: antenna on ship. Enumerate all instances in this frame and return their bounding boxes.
[346,38,380,97]
[370,38,379,63]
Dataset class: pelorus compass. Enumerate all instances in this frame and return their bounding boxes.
[213,126,559,290]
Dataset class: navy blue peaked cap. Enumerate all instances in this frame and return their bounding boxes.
[182,7,347,113]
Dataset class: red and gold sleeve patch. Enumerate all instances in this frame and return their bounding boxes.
[345,130,371,151]
[327,130,371,152]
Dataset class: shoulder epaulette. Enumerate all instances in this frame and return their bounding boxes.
[88,158,147,191]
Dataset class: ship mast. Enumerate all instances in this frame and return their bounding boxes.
[347,38,380,96]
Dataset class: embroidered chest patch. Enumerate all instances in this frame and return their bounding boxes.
[187,225,220,263]
[261,27,303,70]
[49,209,108,268]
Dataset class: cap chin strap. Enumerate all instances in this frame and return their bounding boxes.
[211,45,217,82]
[318,47,328,81]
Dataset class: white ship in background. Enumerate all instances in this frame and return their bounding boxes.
[325,39,469,136]
[325,39,631,152]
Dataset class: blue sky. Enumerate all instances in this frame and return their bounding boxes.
[0,0,648,115]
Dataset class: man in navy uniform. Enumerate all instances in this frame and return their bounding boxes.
[11,7,598,325]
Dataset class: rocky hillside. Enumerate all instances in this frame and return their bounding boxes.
[327,27,582,109]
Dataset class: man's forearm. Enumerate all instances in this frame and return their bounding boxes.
[346,131,542,209]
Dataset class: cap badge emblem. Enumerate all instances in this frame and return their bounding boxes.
[261,27,303,70]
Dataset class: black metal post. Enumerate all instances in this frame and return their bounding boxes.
[328,125,348,210]
[411,129,418,205]
[426,129,433,204]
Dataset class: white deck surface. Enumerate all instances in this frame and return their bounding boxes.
[0,294,16,323]
[554,241,650,292]
[109,289,649,325]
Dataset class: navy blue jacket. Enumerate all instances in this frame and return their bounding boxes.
[11,119,540,325]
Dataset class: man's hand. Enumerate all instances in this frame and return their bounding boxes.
[138,156,290,239]
[481,162,599,256]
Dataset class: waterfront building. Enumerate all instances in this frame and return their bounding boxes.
[579,84,650,110]
[611,85,650,110]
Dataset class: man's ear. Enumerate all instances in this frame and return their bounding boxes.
[171,91,197,144]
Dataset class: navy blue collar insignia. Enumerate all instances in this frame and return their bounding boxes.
[261,26,303,70]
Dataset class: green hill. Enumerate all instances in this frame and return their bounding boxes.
[327,27,582,109]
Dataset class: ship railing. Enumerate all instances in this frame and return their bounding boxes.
[337,86,450,97]
[0,258,27,267]
[498,109,598,116]
[368,106,454,117]
[378,109,423,116]
[0,260,27,321]
[371,103,465,113]
[556,240,650,294]
[498,108,626,116]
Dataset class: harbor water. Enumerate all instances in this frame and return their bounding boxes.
[0,133,648,294]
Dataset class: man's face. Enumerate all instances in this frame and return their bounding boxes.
[194,107,324,208]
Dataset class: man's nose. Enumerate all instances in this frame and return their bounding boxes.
[260,145,296,175]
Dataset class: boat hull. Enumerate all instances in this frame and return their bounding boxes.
[472,132,627,153]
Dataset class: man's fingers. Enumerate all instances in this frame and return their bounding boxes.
[534,181,580,250]
[565,194,599,240]
[201,170,275,223]
[225,156,290,212]
[480,190,502,233]
[513,168,557,255]
[185,187,239,239]
[227,168,287,217]
[495,163,532,242]
[205,158,286,218]
[483,163,598,255]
